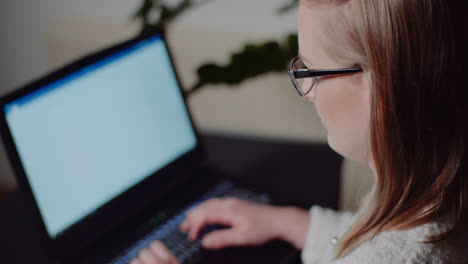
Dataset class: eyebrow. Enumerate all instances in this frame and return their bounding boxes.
[298,51,314,68]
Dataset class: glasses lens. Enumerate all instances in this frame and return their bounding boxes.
[301,78,315,95]
[291,57,315,96]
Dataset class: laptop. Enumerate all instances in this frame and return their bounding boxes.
[0,29,272,264]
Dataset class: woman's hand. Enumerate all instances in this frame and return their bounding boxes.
[180,197,311,250]
[130,241,179,264]
[180,197,278,249]
[130,197,311,264]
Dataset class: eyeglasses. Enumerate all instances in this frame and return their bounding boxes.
[288,56,363,97]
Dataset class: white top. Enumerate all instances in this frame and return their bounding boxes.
[301,206,468,264]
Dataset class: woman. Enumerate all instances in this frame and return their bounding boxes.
[131,0,468,263]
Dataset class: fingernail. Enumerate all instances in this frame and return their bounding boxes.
[202,238,210,247]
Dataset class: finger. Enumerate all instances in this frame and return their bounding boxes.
[180,219,189,232]
[202,229,245,250]
[130,259,144,264]
[180,216,194,232]
[138,248,158,264]
[150,241,178,263]
[181,199,217,231]
[185,199,236,240]
[183,199,224,238]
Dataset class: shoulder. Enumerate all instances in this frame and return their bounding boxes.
[331,220,468,264]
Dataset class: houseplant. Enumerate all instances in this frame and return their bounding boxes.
[133,0,299,96]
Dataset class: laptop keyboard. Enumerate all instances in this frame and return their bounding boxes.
[109,181,269,264]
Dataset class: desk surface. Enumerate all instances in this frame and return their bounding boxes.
[0,133,342,264]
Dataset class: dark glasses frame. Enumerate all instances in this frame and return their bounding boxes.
[288,56,363,96]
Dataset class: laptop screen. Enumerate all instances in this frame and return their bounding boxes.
[3,34,197,238]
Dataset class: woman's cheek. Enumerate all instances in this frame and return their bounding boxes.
[315,80,371,162]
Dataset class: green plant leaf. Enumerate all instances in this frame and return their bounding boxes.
[133,0,154,20]
[131,0,299,97]
[185,34,298,96]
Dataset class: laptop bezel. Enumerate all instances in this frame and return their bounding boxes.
[0,28,206,260]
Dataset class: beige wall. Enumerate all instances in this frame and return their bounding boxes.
[0,0,374,209]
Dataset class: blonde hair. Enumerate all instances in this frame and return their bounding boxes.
[303,0,468,259]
